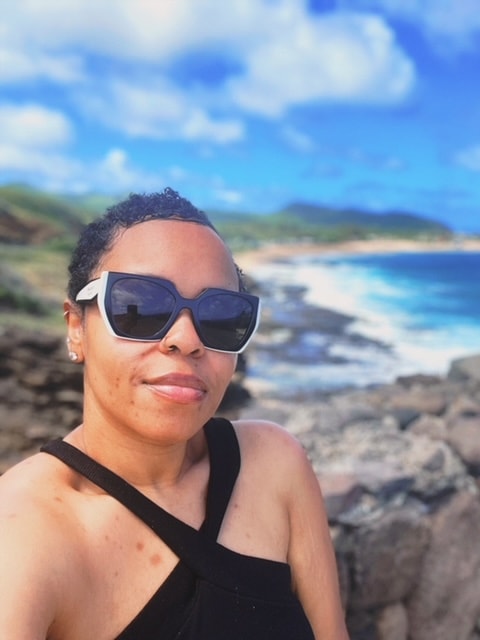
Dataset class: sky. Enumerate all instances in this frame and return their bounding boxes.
[1,0,480,232]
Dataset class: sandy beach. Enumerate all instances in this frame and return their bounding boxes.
[236,236,480,272]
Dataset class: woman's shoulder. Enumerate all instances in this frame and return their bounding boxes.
[0,451,83,635]
[232,417,308,452]
[0,449,78,536]
[231,418,313,484]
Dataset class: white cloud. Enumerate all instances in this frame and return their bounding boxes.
[454,144,480,172]
[93,148,165,192]
[0,143,169,194]
[181,109,244,144]
[77,77,245,144]
[97,149,135,186]
[0,103,73,147]
[339,0,480,52]
[93,150,207,195]
[2,1,416,125]
[0,1,418,200]
[0,0,276,62]
[213,188,244,206]
[0,145,82,191]
[0,47,85,85]
[227,11,415,116]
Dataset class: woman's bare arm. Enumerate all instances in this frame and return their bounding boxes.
[0,463,62,639]
[234,419,349,639]
[246,422,350,640]
[286,439,349,639]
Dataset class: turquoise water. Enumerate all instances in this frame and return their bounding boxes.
[328,251,480,332]
[247,251,480,393]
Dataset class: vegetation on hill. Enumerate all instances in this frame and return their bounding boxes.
[280,202,450,233]
[211,202,452,251]
[0,185,92,245]
[0,183,455,331]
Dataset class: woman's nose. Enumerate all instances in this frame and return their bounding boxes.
[159,309,205,356]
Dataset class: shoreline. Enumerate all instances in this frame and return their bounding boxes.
[236,236,480,272]
[235,236,480,395]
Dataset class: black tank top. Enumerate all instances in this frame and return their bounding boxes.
[41,418,315,640]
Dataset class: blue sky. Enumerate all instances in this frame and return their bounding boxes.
[1,0,480,231]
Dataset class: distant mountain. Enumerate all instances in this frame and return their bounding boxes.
[210,201,452,249]
[278,202,451,235]
[0,183,452,248]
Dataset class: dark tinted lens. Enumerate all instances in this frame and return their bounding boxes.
[197,293,255,351]
[110,278,175,338]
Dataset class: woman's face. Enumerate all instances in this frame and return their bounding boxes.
[69,219,240,445]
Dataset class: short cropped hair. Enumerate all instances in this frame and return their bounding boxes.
[67,188,244,300]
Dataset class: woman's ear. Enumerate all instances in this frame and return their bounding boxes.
[63,299,85,364]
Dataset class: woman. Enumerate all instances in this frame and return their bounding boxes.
[0,189,349,639]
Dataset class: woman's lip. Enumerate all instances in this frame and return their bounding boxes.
[143,373,207,403]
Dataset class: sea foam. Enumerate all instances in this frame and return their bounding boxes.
[248,251,480,393]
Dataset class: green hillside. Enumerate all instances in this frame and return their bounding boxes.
[0,184,93,244]
[211,202,451,250]
[278,201,450,234]
[0,185,103,331]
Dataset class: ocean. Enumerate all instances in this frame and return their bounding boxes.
[246,250,480,395]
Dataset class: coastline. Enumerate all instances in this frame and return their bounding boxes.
[234,236,480,396]
[236,236,480,272]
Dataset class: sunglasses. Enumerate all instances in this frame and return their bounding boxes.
[75,271,260,353]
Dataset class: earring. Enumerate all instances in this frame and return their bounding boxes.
[68,351,79,362]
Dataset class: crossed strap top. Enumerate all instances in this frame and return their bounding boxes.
[41,418,315,640]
